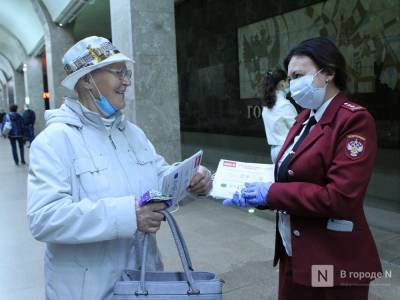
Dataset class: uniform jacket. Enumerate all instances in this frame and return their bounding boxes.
[266,92,382,286]
[27,98,172,299]
[262,90,297,146]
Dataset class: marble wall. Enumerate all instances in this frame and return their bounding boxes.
[111,0,181,163]
[176,0,321,136]
[12,70,25,111]
[24,57,46,134]
[176,0,400,148]
[238,0,400,98]
[31,0,75,109]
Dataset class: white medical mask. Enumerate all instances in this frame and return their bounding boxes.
[289,70,327,109]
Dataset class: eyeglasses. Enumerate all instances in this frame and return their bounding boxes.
[103,68,132,80]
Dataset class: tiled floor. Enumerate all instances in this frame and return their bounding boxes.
[0,138,399,299]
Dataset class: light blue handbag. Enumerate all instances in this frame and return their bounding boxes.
[112,210,224,299]
[1,114,12,136]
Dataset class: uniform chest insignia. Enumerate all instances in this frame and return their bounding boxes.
[345,135,366,159]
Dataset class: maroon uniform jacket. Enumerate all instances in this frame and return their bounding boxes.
[267,92,382,286]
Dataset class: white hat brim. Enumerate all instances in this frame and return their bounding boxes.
[61,53,134,90]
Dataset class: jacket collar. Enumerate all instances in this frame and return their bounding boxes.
[293,91,347,126]
[64,97,127,131]
[318,92,347,125]
[274,92,347,168]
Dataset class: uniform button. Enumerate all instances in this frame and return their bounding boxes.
[293,230,300,237]
[288,170,294,176]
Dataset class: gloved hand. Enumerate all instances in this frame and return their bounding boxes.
[223,182,272,208]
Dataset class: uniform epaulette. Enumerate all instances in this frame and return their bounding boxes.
[341,102,366,112]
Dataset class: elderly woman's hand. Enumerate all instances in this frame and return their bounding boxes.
[187,165,213,196]
[136,202,166,233]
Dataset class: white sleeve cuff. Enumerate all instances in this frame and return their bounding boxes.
[113,195,137,238]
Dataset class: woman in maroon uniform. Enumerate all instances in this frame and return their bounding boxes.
[224,37,382,300]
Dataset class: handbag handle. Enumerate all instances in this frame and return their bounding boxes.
[164,209,194,271]
[135,209,200,296]
[160,210,195,274]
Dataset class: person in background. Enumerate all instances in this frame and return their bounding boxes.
[224,37,381,299]
[6,104,26,165]
[22,104,36,146]
[27,36,212,299]
[261,69,298,163]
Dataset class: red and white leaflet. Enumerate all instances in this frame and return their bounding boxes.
[210,159,274,199]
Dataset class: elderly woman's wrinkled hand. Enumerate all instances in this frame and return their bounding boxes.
[136,202,166,233]
[187,165,213,196]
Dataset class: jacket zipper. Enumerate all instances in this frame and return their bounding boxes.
[80,268,88,300]
[121,130,146,165]
[108,133,117,149]
[108,131,136,196]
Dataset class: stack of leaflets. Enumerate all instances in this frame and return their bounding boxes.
[210,159,274,199]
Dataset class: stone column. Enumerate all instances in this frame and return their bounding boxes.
[0,85,5,111]
[7,81,15,106]
[0,71,9,108]
[24,57,46,134]
[4,81,11,107]
[110,0,182,163]
[31,0,74,109]
[12,70,26,111]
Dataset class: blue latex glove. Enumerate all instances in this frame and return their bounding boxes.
[223,182,271,208]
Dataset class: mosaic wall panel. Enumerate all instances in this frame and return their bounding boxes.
[238,0,400,98]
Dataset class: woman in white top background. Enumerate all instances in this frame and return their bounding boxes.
[261,69,298,163]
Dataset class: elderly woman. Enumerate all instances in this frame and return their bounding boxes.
[27,36,212,299]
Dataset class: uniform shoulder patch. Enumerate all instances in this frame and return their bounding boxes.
[341,102,366,112]
[345,134,366,160]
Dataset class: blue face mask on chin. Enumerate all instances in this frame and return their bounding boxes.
[95,95,118,117]
[87,73,119,117]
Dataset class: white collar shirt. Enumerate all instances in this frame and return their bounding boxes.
[277,92,338,256]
